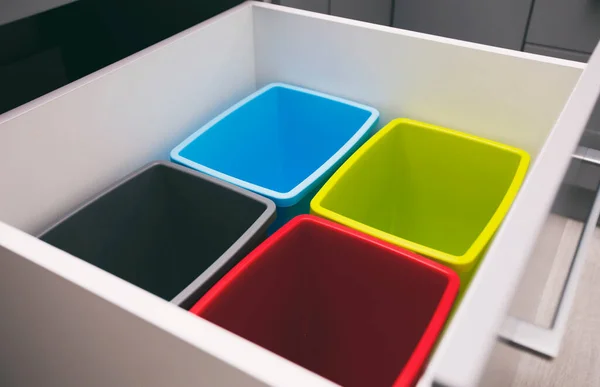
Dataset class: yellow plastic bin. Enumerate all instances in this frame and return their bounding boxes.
[311,118,530,292]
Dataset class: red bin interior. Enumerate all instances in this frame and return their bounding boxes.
[190,215,459,387]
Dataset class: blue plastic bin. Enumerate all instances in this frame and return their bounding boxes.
[171,83,379,231]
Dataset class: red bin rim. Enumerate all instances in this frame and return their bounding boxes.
[190,215,460,386]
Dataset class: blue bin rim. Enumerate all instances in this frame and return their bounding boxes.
[170,82,380,207]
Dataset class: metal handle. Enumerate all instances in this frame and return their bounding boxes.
[498,147,600,357]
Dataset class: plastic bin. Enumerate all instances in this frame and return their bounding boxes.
[170,83,379,232]
[39,161,276,308]
[190,215,459,387]
[311,118,530,289]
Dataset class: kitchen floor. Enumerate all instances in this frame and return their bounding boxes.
[482,214,600,386]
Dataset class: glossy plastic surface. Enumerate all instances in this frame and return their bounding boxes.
[170,83,379,230]
[39,161,275,308]
[191,215,459,387]
[311,118,530,280]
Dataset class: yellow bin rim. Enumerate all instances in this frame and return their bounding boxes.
[310,118,530,272]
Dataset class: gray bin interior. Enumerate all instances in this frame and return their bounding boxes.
[39,161,276,309]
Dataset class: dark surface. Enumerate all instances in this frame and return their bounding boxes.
[330,0,392,25]
[392,0,534,50]
[194,216,456,387]
[39,162,274,308]
[0,0,244,115]
[526,0,600,54]
[552,183,597,224]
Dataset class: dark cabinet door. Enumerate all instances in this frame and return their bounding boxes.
[330,0,393,25]
[393,0,533,50]
[279,0,329,13]
[526,0,600,54]
[0,0,245,115]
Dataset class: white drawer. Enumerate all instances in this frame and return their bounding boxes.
[1,2,599,386]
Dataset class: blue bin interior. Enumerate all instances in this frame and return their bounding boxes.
[174,84,376,204]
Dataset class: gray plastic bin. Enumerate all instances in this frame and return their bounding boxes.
[39,161,276,308]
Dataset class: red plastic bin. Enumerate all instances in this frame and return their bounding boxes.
[190,215,459,387]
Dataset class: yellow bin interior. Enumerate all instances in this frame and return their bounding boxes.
[311,118,530,290]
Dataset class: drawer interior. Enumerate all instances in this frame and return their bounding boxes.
[0,2,593,386]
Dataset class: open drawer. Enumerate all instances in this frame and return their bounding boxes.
[1,2,600,386]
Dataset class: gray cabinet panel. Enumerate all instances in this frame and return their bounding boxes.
[279,0,329,13]
[0,0,77,26]
[524,43,590,63]
[330,0,392,26]
[527,0,600,54]
[393,0,533,50]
